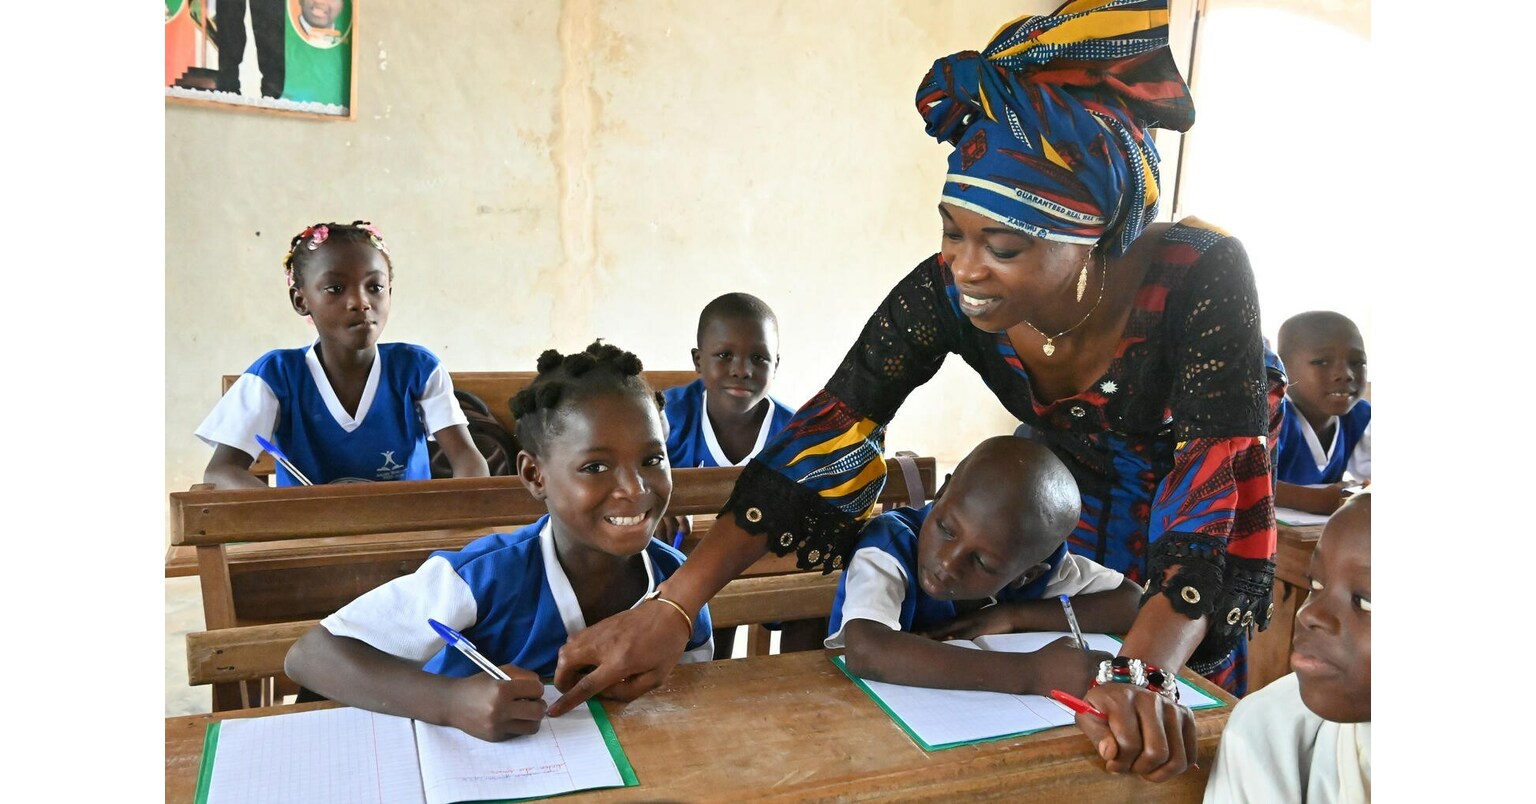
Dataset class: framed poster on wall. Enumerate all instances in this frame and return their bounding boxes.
[165,0,355,120]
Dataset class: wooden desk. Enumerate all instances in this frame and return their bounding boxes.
[168,650,1233,802]
[1245,523,1323,693]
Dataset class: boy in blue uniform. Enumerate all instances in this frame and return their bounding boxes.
[286,342,713,742]
[662,292,795,470]
[828,436,1139,696]
[1273,311,1370,515]
[661,292,805,657]
[197,220,488,487]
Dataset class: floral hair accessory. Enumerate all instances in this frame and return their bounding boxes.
[302,224,330,251]
[357,222,390,256]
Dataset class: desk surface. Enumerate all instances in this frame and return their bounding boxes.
[167,649,1234,803]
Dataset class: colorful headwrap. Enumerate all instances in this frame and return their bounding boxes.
[916,0,1195,255]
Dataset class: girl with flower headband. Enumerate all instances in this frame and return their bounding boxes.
[196,220,489,487]
[550,0,1284,784]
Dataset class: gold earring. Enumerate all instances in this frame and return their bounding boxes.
[1076,255,1090,303]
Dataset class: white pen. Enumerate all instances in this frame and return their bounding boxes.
[429,618,511,681]
[1059,594,1087,651]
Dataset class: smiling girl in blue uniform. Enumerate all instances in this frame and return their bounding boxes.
[196,220,488,487]
[284,342,714,742]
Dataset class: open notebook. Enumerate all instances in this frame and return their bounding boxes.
[1275,506,1331,526]
[834,632,1224,751]
[195,686,636,804]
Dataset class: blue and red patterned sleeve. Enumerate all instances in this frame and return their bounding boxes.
[720,257,960,572]
[1144,232,1284,660]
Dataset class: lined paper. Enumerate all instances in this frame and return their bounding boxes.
[200,687,630,803]
[1275,506,1330,526]
[837,631,1219,751]
[852,670,1079,748]
[415,687,626,804]
[973,631,1218,709]
[205,708,425,804]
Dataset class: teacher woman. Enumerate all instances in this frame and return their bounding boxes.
[553,0,1282,781]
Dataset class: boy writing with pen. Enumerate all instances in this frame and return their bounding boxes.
[825,436,1140,696]
[285,342,714,741]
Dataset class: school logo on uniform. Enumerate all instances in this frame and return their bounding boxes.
[375,450,406,481]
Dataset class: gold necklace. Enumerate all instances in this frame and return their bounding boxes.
[1019,250,1107,357]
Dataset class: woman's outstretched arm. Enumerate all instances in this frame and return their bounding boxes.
[549,258,963,715]
[548,517,767,715]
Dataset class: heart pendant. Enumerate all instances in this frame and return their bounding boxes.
[1042,341,1056,356]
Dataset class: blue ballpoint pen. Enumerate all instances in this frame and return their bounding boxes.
[254,434,315,486]
[429,618,511,681]
[1059,594,1087,651]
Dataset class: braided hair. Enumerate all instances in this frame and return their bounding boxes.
[283,220,395,287]
[509,340,665,458]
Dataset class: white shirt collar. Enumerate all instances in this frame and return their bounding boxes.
[538,519,658,638]
[699,390,775,468]
[304,340,381,433]
[1298,412,1342,471]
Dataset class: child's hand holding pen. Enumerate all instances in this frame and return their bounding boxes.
[1029,637,1111,697]
[430,619,547,741]
[445,668,549,742]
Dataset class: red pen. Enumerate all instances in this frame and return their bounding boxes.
[1050,689,1108,720]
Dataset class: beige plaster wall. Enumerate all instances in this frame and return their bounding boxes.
[165,0,1046,509]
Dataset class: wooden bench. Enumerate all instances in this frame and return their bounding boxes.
[173,458,936,709]
[186,572,846,705]
[171,459,932,626]
[208,368,700,481]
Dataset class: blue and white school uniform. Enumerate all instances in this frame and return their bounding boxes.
[195,342,467,485]
[661,379,796,468]
[321,516,715,677]
[825,503,1126,648]
[1273,398,1371,485]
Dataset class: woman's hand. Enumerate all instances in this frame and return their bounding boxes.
[1077,682,1198,782]
[445,665,548,742]
[548,598,691,716]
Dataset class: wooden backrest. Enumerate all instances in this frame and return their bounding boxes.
[172,475,549,547]
[186,573,845,696]
[222,369,700,435]
[177,457,935,709]
[168,464,861,546]
[172,460,935,624]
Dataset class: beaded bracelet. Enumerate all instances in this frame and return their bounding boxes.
[1091,656,1180,702]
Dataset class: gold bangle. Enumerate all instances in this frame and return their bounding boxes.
[643,590,693,637]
